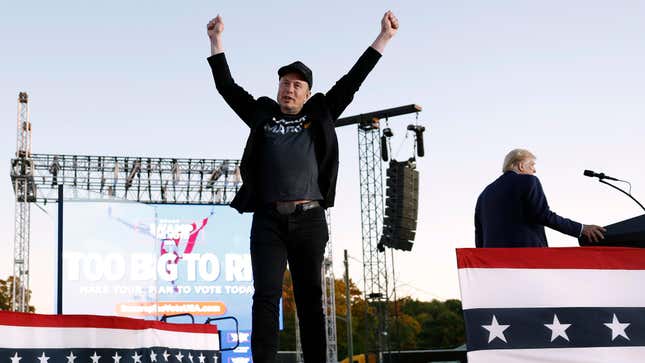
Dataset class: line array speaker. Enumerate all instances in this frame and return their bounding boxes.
[379,159,419,251]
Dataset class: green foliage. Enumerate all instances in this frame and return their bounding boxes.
[278,271,465,357]
[0,276,36,312]
[336,279,377,356]
[397,297,465,349]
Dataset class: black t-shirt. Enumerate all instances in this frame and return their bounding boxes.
[259,114,323,203]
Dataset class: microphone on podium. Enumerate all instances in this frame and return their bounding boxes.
[583,169,645,213]
[583,170,620,182]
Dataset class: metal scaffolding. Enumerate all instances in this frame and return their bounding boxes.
[18,154,243,205]
[322,210,338,362]
[358,121,390,356]
[338,104,422,361]
[11,92,35,312]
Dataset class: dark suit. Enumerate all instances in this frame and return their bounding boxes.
[475,171,582,248]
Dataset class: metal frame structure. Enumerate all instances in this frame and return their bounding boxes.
[338,104,422,361]
[21,154,243,205]
[295,315,304,363]
[358,122,390,356]
[322,210,338,362]
[11,92,35,312]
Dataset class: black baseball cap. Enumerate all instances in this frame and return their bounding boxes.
[278,61,313,89]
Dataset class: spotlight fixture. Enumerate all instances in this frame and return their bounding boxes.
[49,156,60,186]
[206,166,223,189]
[381,127,394,162]
[171,159,180,185]
[406,124,426,157]
[126,160,141,189]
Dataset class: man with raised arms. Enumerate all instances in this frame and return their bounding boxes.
[206,11,399,363]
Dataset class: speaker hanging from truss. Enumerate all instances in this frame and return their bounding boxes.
[379,159,419,251]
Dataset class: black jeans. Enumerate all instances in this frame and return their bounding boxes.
[250,204,329,363]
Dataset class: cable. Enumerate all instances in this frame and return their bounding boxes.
[395,281,446,301]
[393,132,411,160]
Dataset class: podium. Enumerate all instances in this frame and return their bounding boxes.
[579,214,645,247]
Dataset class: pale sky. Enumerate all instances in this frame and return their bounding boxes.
[1,0,644,312]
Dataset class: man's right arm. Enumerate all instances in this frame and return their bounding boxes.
[525,176,582,237]
[525,176,605,241]
[207,15,257,127]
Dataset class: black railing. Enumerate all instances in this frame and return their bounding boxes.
[383,349,467,363]
[276,349,468,363]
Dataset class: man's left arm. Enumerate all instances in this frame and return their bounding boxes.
[325,11,399,120]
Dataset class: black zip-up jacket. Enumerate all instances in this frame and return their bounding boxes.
[207,47,381,213]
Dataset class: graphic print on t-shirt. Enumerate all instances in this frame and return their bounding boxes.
[264,115,311,135]
[260,114,322,203]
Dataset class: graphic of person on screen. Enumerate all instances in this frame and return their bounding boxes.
[108,206,212,292]
[206,11,398,362]
[159,216,210,291]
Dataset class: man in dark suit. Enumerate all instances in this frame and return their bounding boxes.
[475,149,605,248]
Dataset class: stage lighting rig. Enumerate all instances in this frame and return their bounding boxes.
[161,181,168,203]
[113,160,120,182]
[206,166,223,189]
[125,159,141,189]
[406,124,426,158]
[171,159,180,185]
[381,127,393,162]
[48,156,60,186]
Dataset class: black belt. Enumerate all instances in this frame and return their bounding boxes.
[274,200,320,215]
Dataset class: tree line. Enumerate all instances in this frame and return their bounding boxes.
[279,271,465,357]
[0,276,36,312]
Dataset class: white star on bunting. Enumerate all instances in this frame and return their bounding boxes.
[175,352,184,362]
[482,315,510,343]
[605,313,630,341]
[132,352,142,363]
[90,352,101,363]
[188,353,194,363]
[545,314,572,342]
[37,352,50,363]
[198,353,205,363]
[112,352,121,363]
[66,352,77,363]
[163,351,170,362]
[10,352,22,363]
[150,350,158,362]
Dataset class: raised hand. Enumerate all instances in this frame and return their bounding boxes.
[207,15,224,40]
[371,10,399,54]
[207,15,225,55]
[380,10,399,39]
